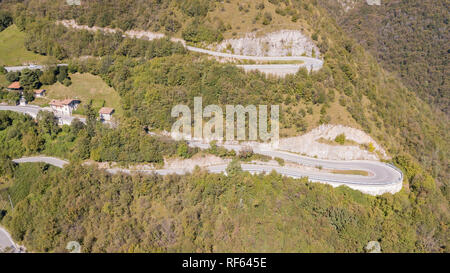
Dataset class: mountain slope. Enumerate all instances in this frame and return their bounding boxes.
[0,0,448,252]
[318,0,449,114]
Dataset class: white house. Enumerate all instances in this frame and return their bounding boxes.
[99,107,115,121]
[50,99,81,116]
[33,89,46,98]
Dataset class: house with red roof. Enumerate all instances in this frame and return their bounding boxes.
[7,81,22,91]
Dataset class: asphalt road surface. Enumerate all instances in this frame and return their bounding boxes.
[4,64,67,73]
[0,105,86,125]
[0,227,17,253]
[187,141,403,188]
[13,151,402,195]
[12,156,69,168]
[56,20,324,74]
[186,46,323,72]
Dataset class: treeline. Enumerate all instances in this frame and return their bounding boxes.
[0,151,448,252]
[0,110,193,164]
[66,54,340,134]
[0,10,13,31]
[21,19,186,60]
[2,0,225,44]
[5,66,71,87]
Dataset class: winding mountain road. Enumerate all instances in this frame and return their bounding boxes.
[189,140,403,195]
[186,46,323,72]
[12,151,402,196]
[2,102,402,196]
[58,20,324,74]
[2,22,399,195]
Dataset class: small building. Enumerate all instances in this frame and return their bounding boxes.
[19,97,27,106]
[50,99,81,116]
[33,89,46,98]
[99,107,115,121]
[7,81,22,91]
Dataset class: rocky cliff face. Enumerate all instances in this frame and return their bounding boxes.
[210,30,320,57]
[278,124,388,161]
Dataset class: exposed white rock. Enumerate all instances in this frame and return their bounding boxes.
[164,154,230,172]
[210,30,320,58]
[366,0,381,6]
[66,0,81,5]
[337,0,381,12]
[365,241,382,253]
[58,20,323,76]
[313,179,401,196]
[278,124,388,160]
[59,20,175,42]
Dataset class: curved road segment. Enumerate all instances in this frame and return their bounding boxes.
[2,104,402,195]
[12,151,403,196]
[186,46,323,72]
[57,20,324,74]
[2,151,402,252]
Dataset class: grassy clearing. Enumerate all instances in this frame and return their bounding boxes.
[0,25,49,66]
[207,0,313,39]
[32,73,123,117]
[331,170,370,176]
[0,74,8,87]
[280,100,361,138]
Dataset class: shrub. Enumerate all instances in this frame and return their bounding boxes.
[335,133,346,145]
[368,142,375,152]
[19,69,41,89]
[63,78,72,87]
[39,69,57,85]
[0,11,12,32]
[182,21,224,43]
[262,12,272,25]
[6,72,20,82]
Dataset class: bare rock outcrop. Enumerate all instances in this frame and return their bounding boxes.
[336,0,381,12]
[278,124,388,160]
[210,30,320,57]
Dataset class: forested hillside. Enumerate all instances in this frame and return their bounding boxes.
[318,0,449,114]
[0,110,196,164]
[0,0,448,252]
[1,154,447,252]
